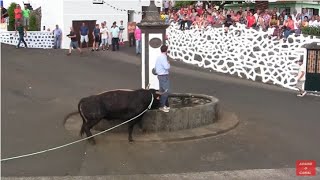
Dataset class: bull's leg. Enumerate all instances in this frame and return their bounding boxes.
[84,119,101,145]
[128,117,143,142]
[138,119,146,134]
[128,123,135,143]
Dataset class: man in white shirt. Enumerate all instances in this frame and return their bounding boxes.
[110,21,120,51]
[302,8,310,20]
[100,22,109,51]
[296,59,307,97]
[119,20,125,45]
[163,0,169,14]
[308,16,318,27]
[254,9,260,23]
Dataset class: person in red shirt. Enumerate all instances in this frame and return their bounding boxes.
[283,15,294,40]
[14,4,22,24]
[246,11,256,28]
[196,7,203,15]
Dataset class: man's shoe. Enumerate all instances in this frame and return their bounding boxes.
[301,91,307,97]
[164,106,170,110]
[297,94,302,97]
[159,107,169,113]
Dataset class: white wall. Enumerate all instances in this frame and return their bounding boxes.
[41,0,63,32]
[167,23,320,90]
[60,0,161,49]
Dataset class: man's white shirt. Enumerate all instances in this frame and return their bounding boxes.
[100,27,108,39]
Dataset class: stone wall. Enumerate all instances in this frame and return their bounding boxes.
[166,23,320,90]
[0,31,54,49]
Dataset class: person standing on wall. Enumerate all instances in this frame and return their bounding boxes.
[1,5,8,25]
[79,22,89,48]
[15,21,28,48]
[22,5,30,30]
[296,59,307,97]
[14,4,22,29]
[127,22,135,47]
[67,27,82,55]
[134,26,141,55]
[155,45,170,113]
[110,21,120,51]
[53,24,62,49]
[119,20,125,46]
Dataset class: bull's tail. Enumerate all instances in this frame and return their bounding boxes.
[78,100,87,137]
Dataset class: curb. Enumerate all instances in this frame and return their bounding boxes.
[3,167,320,180]
[65,112,239,143]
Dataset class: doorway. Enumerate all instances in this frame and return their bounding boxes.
[305,49,320,91]
[128,10,134,22]
[72,20,96,48]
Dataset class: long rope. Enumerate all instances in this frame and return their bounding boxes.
[1,94,154,162]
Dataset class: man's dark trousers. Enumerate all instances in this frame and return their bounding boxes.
[158,75,170,107]
[112,37,119,51]
[129,33,135,47]
[17,34,27,48]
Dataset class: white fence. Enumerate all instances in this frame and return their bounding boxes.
[0,31,54,49]
[166,23,320,90]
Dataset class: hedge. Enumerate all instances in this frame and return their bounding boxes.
[301,26,320,37]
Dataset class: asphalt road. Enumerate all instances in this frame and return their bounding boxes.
[1,44,320,177]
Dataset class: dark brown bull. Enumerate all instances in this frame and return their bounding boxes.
[79,88,161,144]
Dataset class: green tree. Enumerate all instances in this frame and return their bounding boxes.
[254,0,269,12]
[29,13,37,31]
[7,2,17,31]
[174,1,194,8]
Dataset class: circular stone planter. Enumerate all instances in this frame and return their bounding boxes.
[92,93,220,133]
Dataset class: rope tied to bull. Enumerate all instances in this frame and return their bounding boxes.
[1,93,154,162]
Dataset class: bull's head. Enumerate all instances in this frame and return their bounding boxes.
[147,88,164,109]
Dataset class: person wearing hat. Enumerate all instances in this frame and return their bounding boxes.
[296,59,307,97]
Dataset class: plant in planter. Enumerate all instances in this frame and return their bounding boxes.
[7,2,17,31]
[29,13,37,31]
[301,26,320,38]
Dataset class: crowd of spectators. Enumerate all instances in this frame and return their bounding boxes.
[160,2,320,41]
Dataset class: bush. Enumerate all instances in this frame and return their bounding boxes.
[7,2,17,31]
[301,26,320,37]
[174,1,194,8]
[29,13,37,31]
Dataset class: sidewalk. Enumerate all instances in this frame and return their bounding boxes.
[3,168,320,180]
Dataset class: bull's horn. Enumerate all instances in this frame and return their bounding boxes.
[146,84,150,89]
[156,89,168,95]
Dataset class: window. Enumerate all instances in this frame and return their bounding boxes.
[279,7,290,15]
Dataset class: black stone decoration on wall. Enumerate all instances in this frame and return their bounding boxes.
[0,32,55,48]
[149,37,162,49]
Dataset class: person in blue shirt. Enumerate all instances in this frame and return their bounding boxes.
[79,23,89,48]
[92,24,100,51]
[155,45,171,112]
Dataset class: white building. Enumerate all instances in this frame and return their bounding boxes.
[40,0,162,49]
